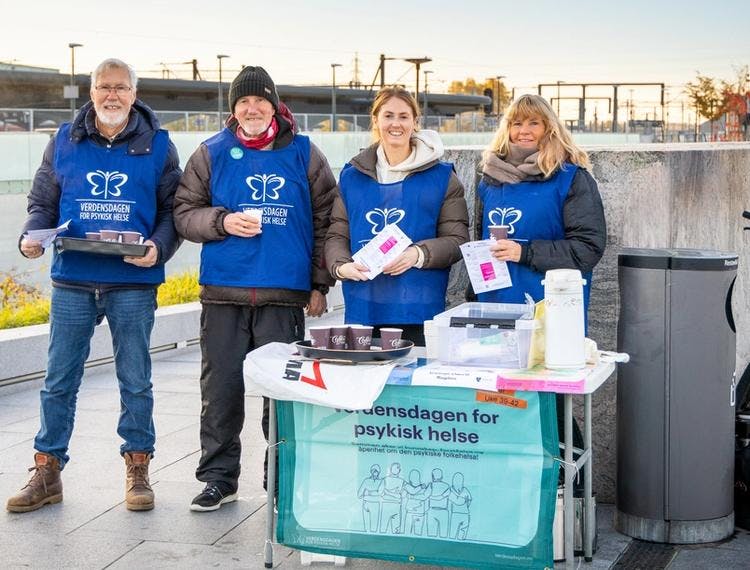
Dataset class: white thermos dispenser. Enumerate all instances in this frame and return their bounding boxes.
[542,269,586,369]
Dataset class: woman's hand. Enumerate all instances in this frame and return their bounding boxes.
[337,262,370,281]
[489,239,522,262]
[382,246,419,276]
[223,212,262,238]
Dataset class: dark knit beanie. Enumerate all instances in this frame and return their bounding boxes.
[228,66,279,113]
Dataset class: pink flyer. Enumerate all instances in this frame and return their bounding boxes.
[480,262,496,281]
[379,236,398,253]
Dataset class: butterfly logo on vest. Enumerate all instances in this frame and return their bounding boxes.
[488,207,522,235]
[246,174,285,202]
[86,170,128,200]
[365,208,405,235]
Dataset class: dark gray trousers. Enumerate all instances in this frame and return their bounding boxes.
[196,303,304,490]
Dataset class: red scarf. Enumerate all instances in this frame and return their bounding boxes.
[235,116,278,149]
[231,103,298,150]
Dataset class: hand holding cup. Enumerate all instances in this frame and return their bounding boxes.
[489,238,522,263]
[223,211,262,238]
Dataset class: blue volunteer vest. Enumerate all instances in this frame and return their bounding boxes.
[51,123,169,284]
[339,161,453,325]
[477,164,592,310]
[200,129,313,290]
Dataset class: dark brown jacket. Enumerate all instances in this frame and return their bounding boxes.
[174,116,336,306]
[325,143,469,278]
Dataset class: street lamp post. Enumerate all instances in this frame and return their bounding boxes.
[67,43,83,121]
[404,57,431,107]
[331,63,342,132]
[217,54,229,124]
[495,75,505,116]
[423,70,433,124]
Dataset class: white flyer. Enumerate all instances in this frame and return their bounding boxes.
[352,223,413,280]
[460,239,513,294]
[24,219,71,248]
[410,360,500,391]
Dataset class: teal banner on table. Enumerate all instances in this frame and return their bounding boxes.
[276,385,559,569]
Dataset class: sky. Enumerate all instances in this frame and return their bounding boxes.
[3,0,748,104]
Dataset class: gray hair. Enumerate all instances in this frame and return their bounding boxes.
[91,58,138,89]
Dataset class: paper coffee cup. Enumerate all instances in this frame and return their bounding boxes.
[120,231,143,244]
[328,326,349,350]
[243,208,264,226]
[379,327,403,350]
[100,229,120,242]
[308,326,331,348]
[488,225,509,240]
[348,325,373,351]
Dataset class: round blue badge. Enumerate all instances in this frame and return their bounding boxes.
[230,147,244,159]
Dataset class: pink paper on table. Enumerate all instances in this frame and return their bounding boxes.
[496,365,593,394]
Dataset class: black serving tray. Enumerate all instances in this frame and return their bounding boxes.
[55,237,149,257]
[294,338,414,363]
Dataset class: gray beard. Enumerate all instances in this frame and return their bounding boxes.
[95,108,128,128]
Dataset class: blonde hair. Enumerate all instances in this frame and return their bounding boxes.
[370,86,420,143]
[482,94,590,176]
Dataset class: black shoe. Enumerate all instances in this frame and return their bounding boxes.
[190,482,238,512]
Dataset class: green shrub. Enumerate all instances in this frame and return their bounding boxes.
[0,271,200,330]
[0,274,51,329]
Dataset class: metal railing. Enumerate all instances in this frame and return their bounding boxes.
[0,108,499,133]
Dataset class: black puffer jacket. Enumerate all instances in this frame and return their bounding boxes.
[474,168,606,274]
[21,100,182,289]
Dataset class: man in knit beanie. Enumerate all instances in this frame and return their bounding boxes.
[174,66,336,511]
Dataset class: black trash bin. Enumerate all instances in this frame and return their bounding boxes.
[615,248,738,543]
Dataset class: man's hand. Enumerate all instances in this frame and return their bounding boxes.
[337,262,370,281]
[20,237,44,259]
[306,289,327,317]
[124,239,158,267]
[223,212,262,238]
[382,246,419,276]
[489,239,522,262]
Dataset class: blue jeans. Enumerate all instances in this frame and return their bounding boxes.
[35,287,157,468]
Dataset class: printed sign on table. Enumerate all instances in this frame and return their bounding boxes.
[276,384,558,569]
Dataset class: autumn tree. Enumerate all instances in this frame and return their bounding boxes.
[448,77,510,114]
[685,74,723,138]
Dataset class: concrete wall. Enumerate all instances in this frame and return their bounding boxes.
[446,142,750,502]
[0,303,201,388]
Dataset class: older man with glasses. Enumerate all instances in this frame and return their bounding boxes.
[6,58,181,513]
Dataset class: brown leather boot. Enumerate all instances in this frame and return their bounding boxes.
[6,452,63,513]
[124,452,154,511]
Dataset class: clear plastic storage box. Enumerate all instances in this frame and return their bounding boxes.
[432,302,536,368]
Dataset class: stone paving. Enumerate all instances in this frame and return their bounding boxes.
[1,322,749,568]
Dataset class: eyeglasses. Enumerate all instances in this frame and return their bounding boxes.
[94,85,132,95]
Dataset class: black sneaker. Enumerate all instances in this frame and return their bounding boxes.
[190,482,238,512]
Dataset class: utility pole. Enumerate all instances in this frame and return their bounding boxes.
[556,80,564,116]
[331,63,342,132]
[217,55,229,124]
[404,57,431,106]
[423,70,433,123]
[612,86,619,133]
[184,59,202,81]
[495,75,505,116]
[67,43,83,121]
